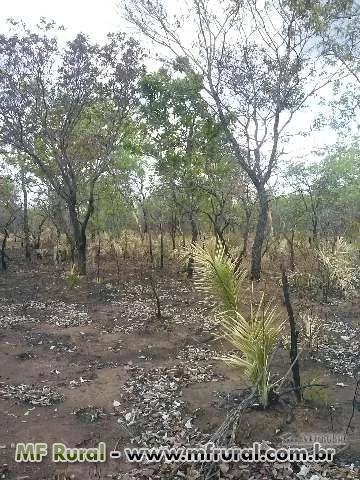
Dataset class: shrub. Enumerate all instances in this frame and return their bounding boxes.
[217,295,283,407]
[299,311,323,352]
[289,272,318,298]
[193,243,246,313]
[193,244,282,407]
[302,375,332,409]
[65,265,81,289]
[317,237,355,301]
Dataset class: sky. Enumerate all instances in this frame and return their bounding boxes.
[0,0,125,41]
[0,0,341,170]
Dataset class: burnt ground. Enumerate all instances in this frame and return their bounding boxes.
[0,248,359,480]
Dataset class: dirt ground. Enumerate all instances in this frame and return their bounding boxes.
[0,247,359,479]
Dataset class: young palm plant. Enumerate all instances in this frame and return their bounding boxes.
[193,244,282,407]
[218,296,283,407]
[193,242,246,313]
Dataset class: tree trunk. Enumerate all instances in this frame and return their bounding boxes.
[68,202,87,275]
[288,229,295,272]
[187,212,198,279]
[21,169,31,261]
[312,217,318,243]
[251,185,269,281]
[147,230,154,265]
[214,225,230,257]
[170,230,176,251]
[96,236,101,282]
[159,224,164,269]
[74,236,87,275]
[281,265,302,403]
[149,273,162,319]
[34,217,46,250]
[123,231,128,259]
[1,228,9,272]
[241,212,251,257]
[67,182,95,276]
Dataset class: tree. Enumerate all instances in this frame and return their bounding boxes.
[272,193,306,271]
[0,20,143,274]
[287,148,360,244]
[316,146,360,239]
[19,166,31,260]
[0,172,20,271]
[125,0,341,279]
[140,66,233,274]
[287,162,323,242]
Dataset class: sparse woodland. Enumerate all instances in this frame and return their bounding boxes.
[0,1,359,479]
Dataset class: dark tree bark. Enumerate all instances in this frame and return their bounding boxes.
[74,233,87,275]
[169,214,177,251]
[123,231,128,259]
[281,265,302,403]
[312,216,318,243]
[96,236,101,282]
[1,228,9,272]
[149,273,162,319]
[34,217,47,250]
[287,229,296,272]
[159,224,164,269]
[187,211,198,278]
[147,230,154,265]
[68,187,94,275]
[20,168,31,261]
[251,185,269,281]
[214,224,231,257]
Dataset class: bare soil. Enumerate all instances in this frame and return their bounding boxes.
[0,247,359,479]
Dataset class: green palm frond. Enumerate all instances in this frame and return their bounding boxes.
[217,295,283,407]
[192,242,282,407]
[193,243,246,313]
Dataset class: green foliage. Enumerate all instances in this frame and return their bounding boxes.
[217,295,283,408]
[290,272,319,298]
[193,243,246,313]
[302,375,332,409]
[0,173,19,228]
[65,265,81,289]
[287,0,352,32]
[317,237,356,300]
[193,244,282,407]
[299,311,323,351]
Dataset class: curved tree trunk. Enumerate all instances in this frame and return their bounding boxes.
[251,185,269,281]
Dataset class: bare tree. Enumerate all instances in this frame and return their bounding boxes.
[125,0,342,279]
[0,19,142,274]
